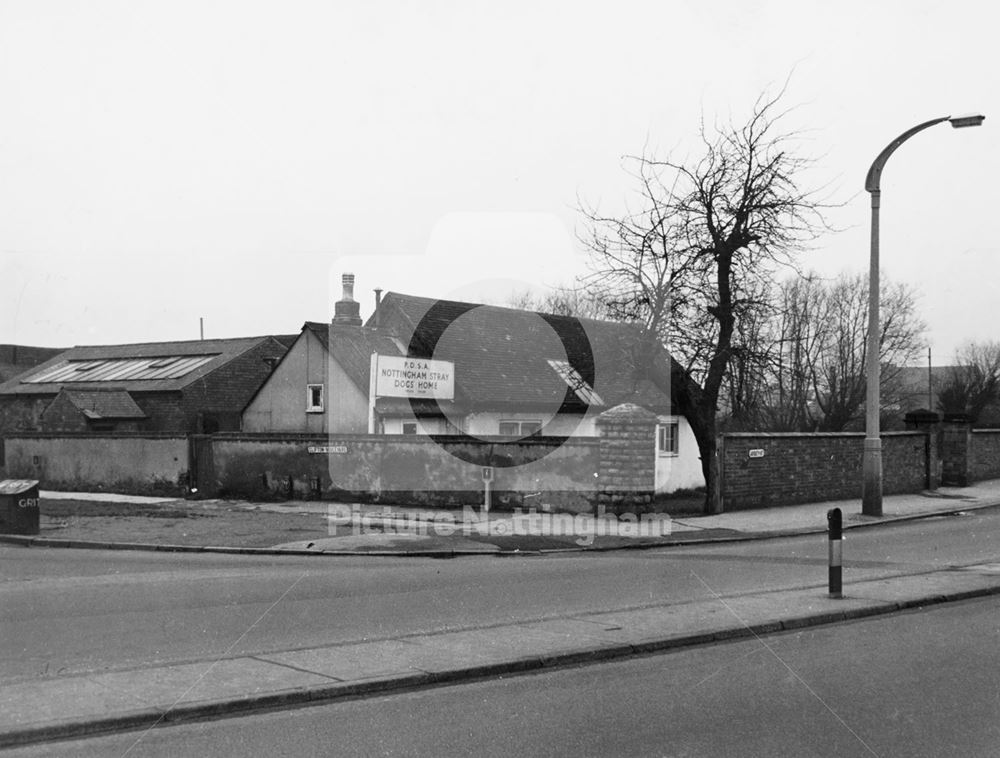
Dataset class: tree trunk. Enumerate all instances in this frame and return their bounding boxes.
[692,414,722,515]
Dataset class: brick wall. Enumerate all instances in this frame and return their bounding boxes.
[594,404,656,513]
[207,433,600,512]
[180,338,287,431]
[130,392,188,432]
[3,433,190,496]
[970,430,1000,481]
[0,406,660,512]
[720,431,929,511]
[0,396,51,433]
[38,392,89,433]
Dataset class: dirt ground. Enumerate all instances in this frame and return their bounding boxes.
[25,494,726,552]
[38,500,334,549]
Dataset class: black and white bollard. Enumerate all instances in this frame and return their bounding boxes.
[827,507,843,598]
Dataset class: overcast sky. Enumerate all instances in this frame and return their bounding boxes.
[1,1,996,363]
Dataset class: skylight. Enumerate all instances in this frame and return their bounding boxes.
[547,360,603,405]
[73,362,105,373]
[148,357,179,369]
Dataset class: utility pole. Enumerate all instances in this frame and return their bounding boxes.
[928,346,933,410]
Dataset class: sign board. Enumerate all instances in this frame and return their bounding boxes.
[748,449,765,459]
[482,466,494,482]
[308,445,348,454]
[374,356,455,400]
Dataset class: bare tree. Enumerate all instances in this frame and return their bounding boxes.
[937,342,1000,422]
[810,273,924,431]
[580,89,832,513]
[760,274,829,431]
[719,277,777,431]
[505,286,610,320]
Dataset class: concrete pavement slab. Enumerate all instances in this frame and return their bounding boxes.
[259,638,490,681]
[410,623,629,665]
[81,657,336,710]
[0,676,149,731]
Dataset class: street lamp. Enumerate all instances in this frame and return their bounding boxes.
[862,113,985,517]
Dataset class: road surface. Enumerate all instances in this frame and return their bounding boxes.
[2,509,999,682]
[7,595,999,757]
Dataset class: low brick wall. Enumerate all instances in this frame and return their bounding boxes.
[206,433,599,512]
[2,433,190,496]
[970,430,1000,481]
[0,404,660,512]
[720,432,929,511]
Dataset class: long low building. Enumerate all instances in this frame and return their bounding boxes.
[0,335,292,434]
[242,275,704,493]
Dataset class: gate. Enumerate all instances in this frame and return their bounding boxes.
[188,434,216,496]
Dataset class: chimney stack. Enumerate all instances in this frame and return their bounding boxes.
[333,273,362,326]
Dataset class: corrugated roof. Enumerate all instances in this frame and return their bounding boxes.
[61,390,147,419]
[26,355,216,384]
[0,336,283,396]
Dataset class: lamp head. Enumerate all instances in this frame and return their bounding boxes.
[949,114,986,128]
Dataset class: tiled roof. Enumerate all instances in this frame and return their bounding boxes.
[367,292,677,413]
[60,390,147,419]
[0,336,285,396]
[303,322,406,394]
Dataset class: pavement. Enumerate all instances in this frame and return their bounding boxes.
[3,482,1000,748]
[9,479,1000,555]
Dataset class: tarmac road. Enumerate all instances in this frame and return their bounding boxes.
[8,594,1000,757]
[3,509,1000,683]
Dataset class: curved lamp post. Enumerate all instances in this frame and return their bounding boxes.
[862,113,985,517]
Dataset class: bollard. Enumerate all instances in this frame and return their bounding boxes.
[827,507,843,598]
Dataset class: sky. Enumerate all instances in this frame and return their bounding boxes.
[1,0,997,364]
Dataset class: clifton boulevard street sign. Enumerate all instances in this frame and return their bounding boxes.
[374,355,455,400]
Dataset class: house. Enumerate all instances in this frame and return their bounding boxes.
[243,275,704,493]
[0,335,292,434]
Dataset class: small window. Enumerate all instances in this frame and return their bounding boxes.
[306,384,324,413]
[657,421,679,456]
[499,420,541,436]
[402,422,418,435]
[73,361,104,373]
[149,357,179,369]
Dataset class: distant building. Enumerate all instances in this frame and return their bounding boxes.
[243,275,704,493]
[886,364,954,418]
[0,344,66,384]
[0,335,292,434]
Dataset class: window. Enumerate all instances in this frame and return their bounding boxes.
[499,420,542,436]
[657,421,679,456]
[547,360,603,405]
[520,421,542,435]
[306,384,324,413]
[402,422,418,435]
[72,361,105,373]
[149,357,179,369]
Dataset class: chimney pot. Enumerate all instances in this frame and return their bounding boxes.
[333,272,362,326]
